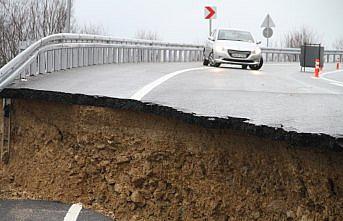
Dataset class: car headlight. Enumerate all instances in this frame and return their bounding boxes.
[253,48,262,54]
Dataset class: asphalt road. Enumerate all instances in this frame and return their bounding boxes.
[9,62,343,137]
[0,200,111,221]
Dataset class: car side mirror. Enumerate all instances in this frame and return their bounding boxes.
[208,36,215,41]
[256,41,262,45]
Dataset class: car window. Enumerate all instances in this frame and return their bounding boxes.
[218,30,254,43]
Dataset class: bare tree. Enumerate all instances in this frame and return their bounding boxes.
[333,38,343,50]
[0,0,69,67]
[135,30,161,41]
[77,23,105,35]
[284,27,320,48]
[0,0,103,68]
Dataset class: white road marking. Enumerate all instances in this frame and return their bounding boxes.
[130,67,210,101]
[320,70,343,88]
[64,203,83,221]
[264,63,296,66]
[331,82,343,87]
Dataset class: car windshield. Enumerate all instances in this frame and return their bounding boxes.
[217,30,254,43]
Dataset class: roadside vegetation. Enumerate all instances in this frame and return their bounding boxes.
[0,0,102,68]
[283,27,320,48]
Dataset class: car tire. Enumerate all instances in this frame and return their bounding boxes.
[249,57,264,70]
[242,65,248,69]
[203,59,209,66]
[209,52,220,67]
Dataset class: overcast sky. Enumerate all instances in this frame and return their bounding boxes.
[74,0,343,48]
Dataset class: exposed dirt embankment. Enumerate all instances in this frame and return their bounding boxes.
[0,96,342,220]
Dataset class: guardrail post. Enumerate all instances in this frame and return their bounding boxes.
[78,48,84,67]
[156,49,160,62]
[114,48,118,63]
[54,49,61,72]
[83,48,89,66]
[147,49,150,63]
[39,52,46,74]
[88,48,94,66]
[99,47,104,65]
[104,48,109,64]
[61,49,67,70]
[94,48,98,65]
[138,48,142,63]
[126,48,130,63]
[125,47,128,63]
[144,49,148,62]
[108,48,113,64]
[162,49,166,62]
[129,48,133,63]
[47,50,54,73]
[72,48,78,68]
[157,49,160,62]
[168,49,172,62]
[152,49,155,62]
[122,48,126,63]
[29,57,38,76]
[151,49,155,63]
[67,48,72,69]
[118,48,122,63]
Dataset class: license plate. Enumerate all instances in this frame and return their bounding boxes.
[231,53,246,58]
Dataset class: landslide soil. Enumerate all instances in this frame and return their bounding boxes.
[0,99,342,221]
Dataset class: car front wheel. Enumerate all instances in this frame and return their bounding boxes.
[209,52,221,67]
[203,58,209,66]
[249,57,263,70]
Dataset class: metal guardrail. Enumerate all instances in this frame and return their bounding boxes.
[261,47,343,63]
[0,33,204,90]
[1,33,343,91]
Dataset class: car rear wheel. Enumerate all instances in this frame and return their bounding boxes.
[209,52,221,67]
[249,57,264,70]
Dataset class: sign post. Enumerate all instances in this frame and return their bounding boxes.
[261,14,275,47]
[204,6,217,35]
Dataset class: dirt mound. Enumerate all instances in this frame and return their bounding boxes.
[0,98,342,220]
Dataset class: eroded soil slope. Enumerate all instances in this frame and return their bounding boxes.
[0,99,342,220]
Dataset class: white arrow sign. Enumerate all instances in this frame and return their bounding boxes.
[261,14,275,28]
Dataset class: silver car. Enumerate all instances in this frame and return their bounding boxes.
[203,29,263,70]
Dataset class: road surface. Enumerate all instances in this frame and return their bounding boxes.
[0,200,111,221]
[8,62,343,136]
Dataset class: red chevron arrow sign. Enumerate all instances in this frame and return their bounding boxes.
[204,6,217,19]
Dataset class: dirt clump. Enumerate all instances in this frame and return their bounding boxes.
[0,98,342,220]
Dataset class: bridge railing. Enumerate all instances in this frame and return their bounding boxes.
[261,47,343,63]
[2,33,343,90]
[0,33,204,90]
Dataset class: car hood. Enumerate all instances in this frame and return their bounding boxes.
[215,40,257,51]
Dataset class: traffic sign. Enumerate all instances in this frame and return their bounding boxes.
[261,14,275,47]
[263,28,273,38]
[261,14,275,28]
[204,6,217,19]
